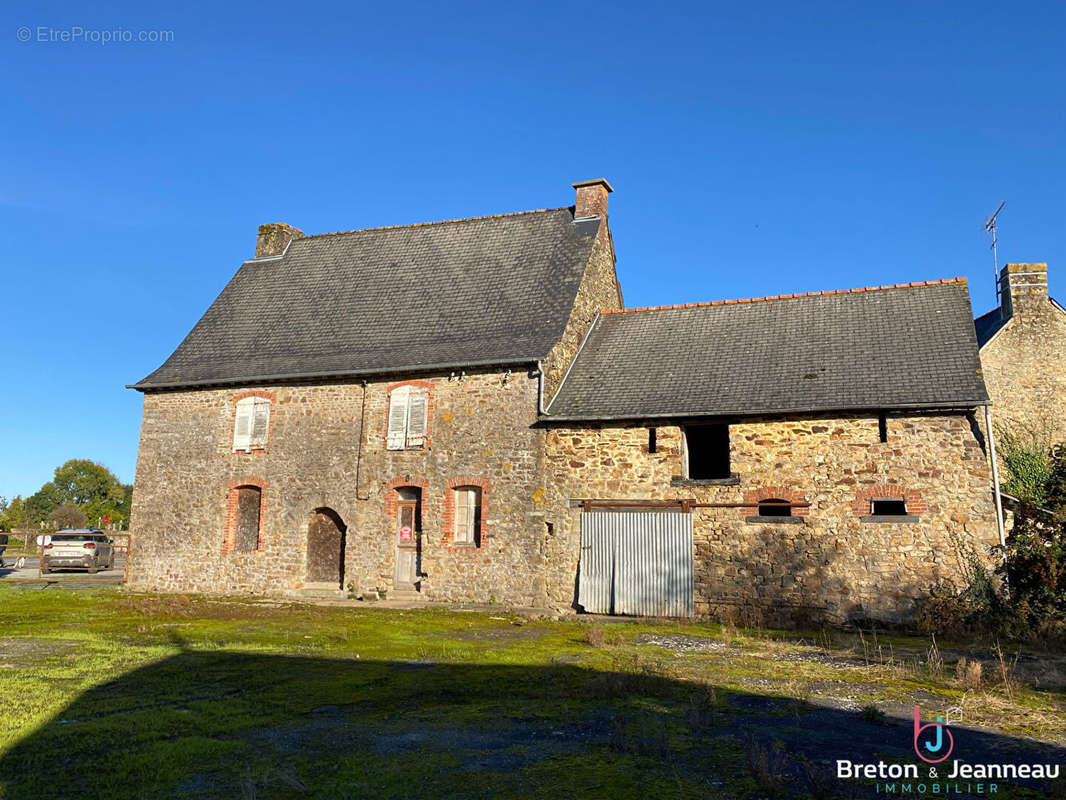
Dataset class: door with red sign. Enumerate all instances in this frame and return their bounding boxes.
[394,490,421,590]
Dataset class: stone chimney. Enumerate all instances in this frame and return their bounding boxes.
[573,179,613,219]
[999,262,1049,319]
[255,222,304,258]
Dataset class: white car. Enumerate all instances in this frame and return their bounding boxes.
[41,530,115,574]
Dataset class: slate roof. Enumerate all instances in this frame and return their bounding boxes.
[974,307,1008,348]
[132,208,599,390]
[974,296,1066,348]
[545,279,989,420]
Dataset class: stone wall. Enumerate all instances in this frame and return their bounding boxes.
[541,412,998,625]
[980,263,1066,440]
[128,369,553,606]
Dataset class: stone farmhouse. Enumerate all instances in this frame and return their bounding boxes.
[128,180,1000,625]
[975,262,1066,441]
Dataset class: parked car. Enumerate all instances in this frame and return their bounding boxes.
[41,530,115,574]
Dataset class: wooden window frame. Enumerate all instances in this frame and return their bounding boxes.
[442,476,491,550]
[231,391,275,454]
[385,381,433,451]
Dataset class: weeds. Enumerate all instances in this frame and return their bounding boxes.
[582,623,624,648]
[955,657,983,691]
[859,704,886,725]
[926,635,944,677]
[797,755,836,800]
[744,739,789,799]
[992,641,1020,701]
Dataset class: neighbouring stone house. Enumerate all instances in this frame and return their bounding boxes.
[128,180,999,623]
[975,262,1066,441]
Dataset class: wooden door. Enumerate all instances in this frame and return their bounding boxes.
[394,499,420,587]
[307,509,346,586]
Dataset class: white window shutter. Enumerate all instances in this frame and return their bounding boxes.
[250,399,270,447]
[386,388,409,450]
[406,389,428,448]
[233,399,253,451]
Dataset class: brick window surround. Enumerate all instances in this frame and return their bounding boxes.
[852,485,926,516]
[384,475,431,519]
[384,380,435,450]
[223,476,269,554]
[442,475,491,550]
[741,487,809,519]
[231,390,277,454]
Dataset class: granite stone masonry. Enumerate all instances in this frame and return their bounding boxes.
[128,371,556,605]
[128,179,1001,625]
[541,414,998,625]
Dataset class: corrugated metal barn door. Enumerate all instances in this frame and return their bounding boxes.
[578,512,694,618]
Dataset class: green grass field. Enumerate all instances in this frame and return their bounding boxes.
[0,586,1063,799]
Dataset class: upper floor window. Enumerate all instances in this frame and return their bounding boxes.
[234,396,270,452]
[683,424,730,480]
[387,385,429,450]
[453,486,482,546]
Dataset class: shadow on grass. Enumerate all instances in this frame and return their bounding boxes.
[0,648,1062,800]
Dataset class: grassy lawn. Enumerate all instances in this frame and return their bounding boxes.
[0,586,1063,799]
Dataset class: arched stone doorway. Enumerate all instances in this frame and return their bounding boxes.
[306,508,346,587]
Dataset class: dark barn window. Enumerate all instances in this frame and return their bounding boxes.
[684,424,730,480]
[648,427,657,454]
[871,499,907,516]
[758,498,792,517]
[878,413,888,443]
[234,486,262,552]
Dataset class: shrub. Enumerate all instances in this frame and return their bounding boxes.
[859,704,886,725]
[915,538,1009,638]
[1001,509,1066,634]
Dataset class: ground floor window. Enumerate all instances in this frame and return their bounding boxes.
[871,498,907,516]
[757,498,792,517]
[453,486,482,546]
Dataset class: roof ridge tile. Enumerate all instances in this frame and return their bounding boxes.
[598,277,967,315]
[295,207,569,241]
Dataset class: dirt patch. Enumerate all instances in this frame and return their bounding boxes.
[0,638,83,668]
[636,634,735,654]
[451,625,549,642]
[771,649,867,668]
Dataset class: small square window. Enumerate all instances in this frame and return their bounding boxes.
[758,499,792,517]
[871,499,907,516]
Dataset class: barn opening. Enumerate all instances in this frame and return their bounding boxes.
[684,424,730,479]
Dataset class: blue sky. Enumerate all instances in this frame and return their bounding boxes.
[1,0,1063,498]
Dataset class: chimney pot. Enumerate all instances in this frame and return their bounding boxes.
[999,262,1049,320]
[572,179,613,219]
[256,222,304,258]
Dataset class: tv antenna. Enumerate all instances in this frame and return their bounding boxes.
[985,201,1006,303]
